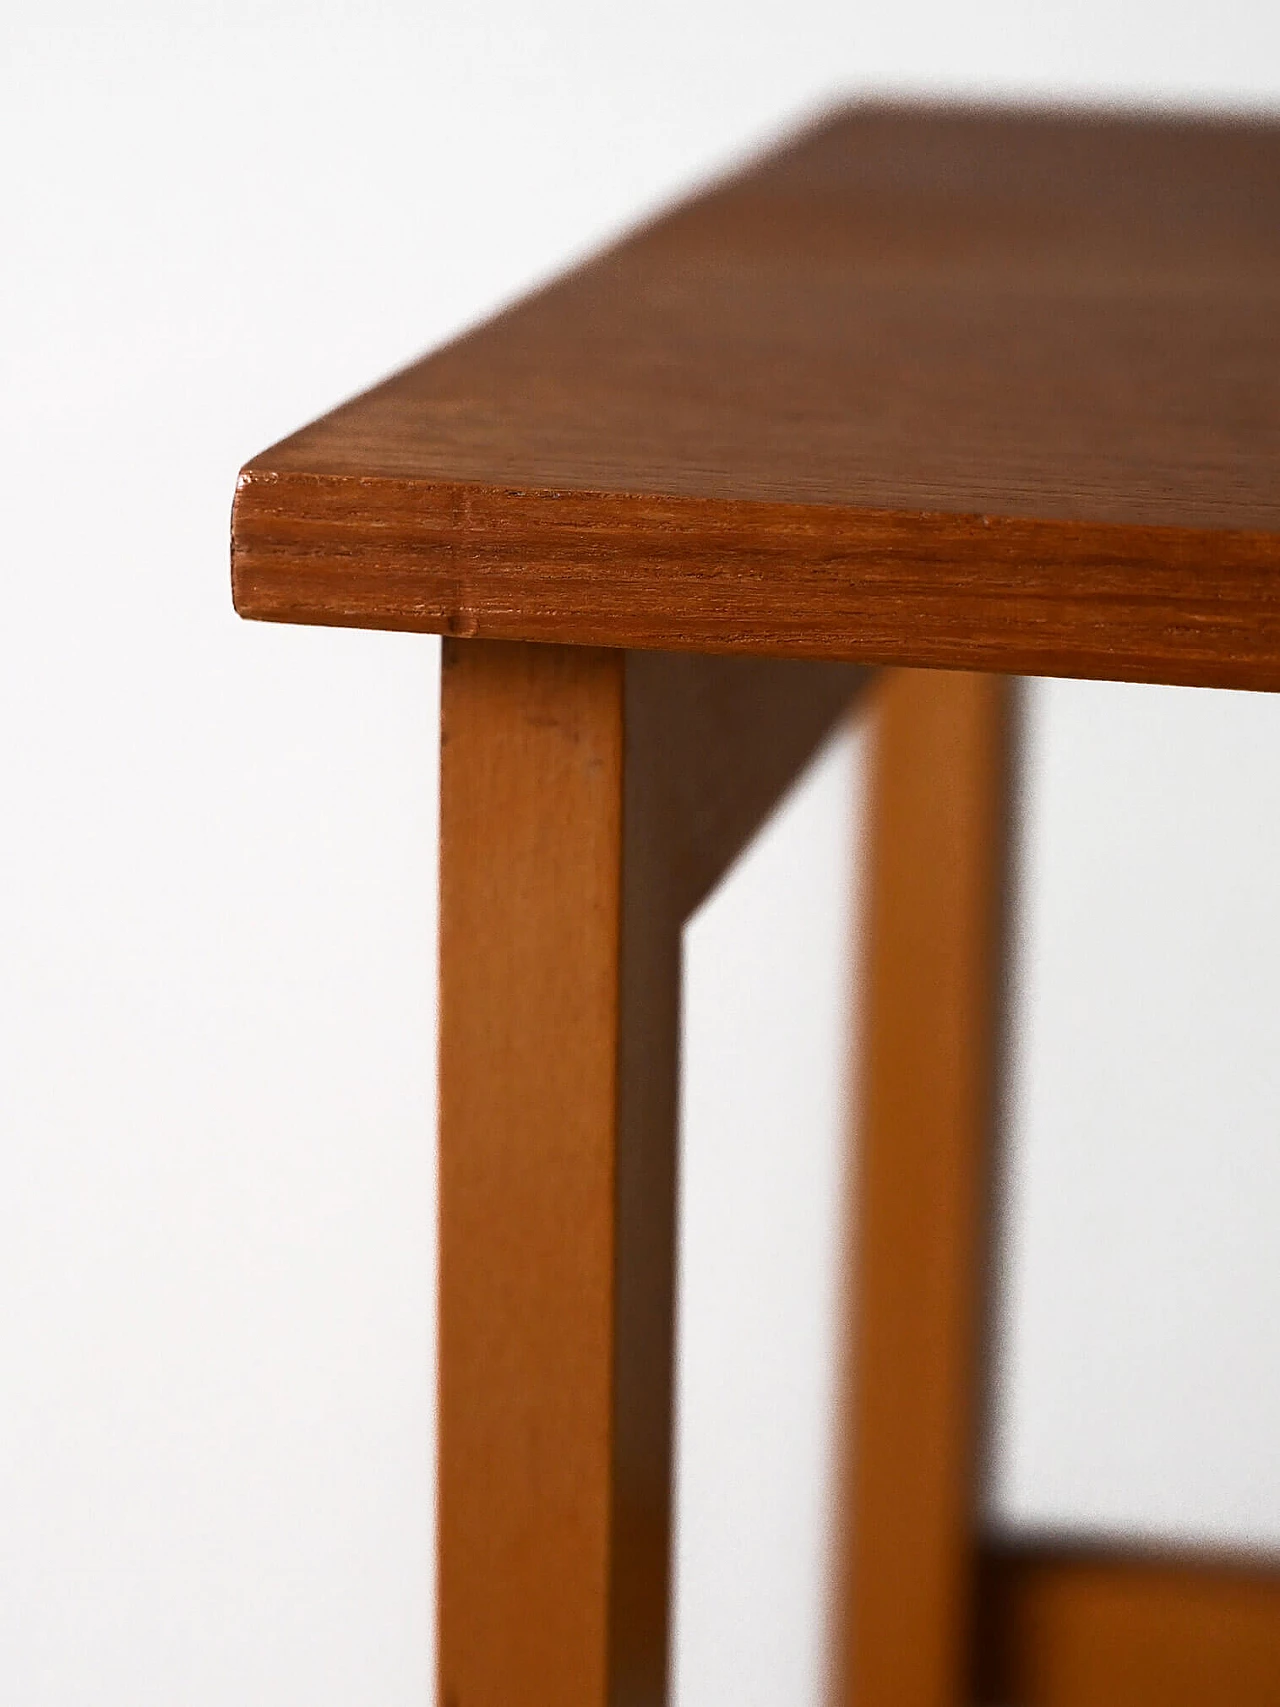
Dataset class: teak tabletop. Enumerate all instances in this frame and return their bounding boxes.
[233,103,1280,1707]
[234,103,1280,690]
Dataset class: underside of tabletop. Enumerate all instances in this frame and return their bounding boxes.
[232,102,1280,689]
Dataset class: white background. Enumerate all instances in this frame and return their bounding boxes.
[4,4,1280,1703]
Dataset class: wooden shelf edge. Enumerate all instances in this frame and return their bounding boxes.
[976,1542,1280,1706]
[231,467,1280,691]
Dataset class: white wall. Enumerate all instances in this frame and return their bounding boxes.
[991,680,1280,1553]
[3,4,1280,1704]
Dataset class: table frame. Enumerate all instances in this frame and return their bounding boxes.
[435,644,1280,1707]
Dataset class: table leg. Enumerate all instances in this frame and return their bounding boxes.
[437,639,865,1707]
[436,641,866,1707]
[837,668,1016,1707]
[437,639,657,1707]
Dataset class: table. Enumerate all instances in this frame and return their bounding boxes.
[232,104,1280,1707]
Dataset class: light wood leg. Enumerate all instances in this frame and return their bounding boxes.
[837,668,1015,1707]
[438,639,865,1707]
[438,640,631,1707]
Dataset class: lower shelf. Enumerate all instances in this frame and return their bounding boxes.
[976,1543,1280,1706]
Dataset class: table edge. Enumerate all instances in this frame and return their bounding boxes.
[230,463,1280,692]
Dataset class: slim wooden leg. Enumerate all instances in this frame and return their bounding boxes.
[438,639,865,1707]
[837,668,1015,1707]
[438,640,634,1707]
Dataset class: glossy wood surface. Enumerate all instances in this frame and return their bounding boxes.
[437,640,862,1707]
[234,105,1280,688]
[977,1546,1280,1706]
[837,669,1014,1707]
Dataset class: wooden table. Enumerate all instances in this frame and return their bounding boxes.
[232,105,1280,1707]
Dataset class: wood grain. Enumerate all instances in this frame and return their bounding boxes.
[836,669,1014,1707]
[233,106,1280,689]
[438,640,626,1707]
[976,1546,1280,1706]
[437,639,862,1707]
